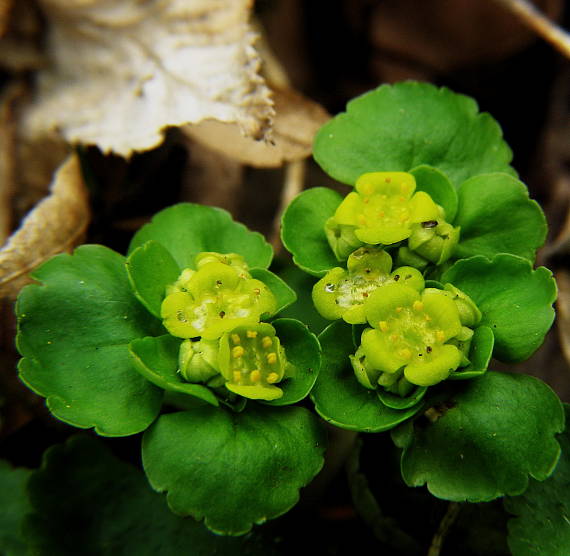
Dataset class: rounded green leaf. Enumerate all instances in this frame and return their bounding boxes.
[128,203,273,271]
[263,318,321,406]
[127,240,181,318]
[399,371,565,502]
[0,460,31,556]
[410,165,458,222]
[16,245,163,436]
[504,404,570,556]
[311,321,424,432]
[441,255,556,362]
[454,173,547,262]
[129,335,219,406]
[281,187,342,276]
[142,405,326,535]
[25,435,276,555]
[249,268,297,316]
[313,82,515,188]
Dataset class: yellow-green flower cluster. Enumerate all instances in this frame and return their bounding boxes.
[326,171,459,267]
[161,252,290,400]
[352,282,481,392]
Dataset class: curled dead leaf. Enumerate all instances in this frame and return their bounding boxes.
[24,0,274,157]
[184,87,330,167]
[0,153,89,299]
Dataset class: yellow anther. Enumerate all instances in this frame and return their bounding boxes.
[232,346,245,358]
[250,370,261,383]
[399,213,409,222]
[231,334,241,344]
[378,211,385,218]
[262,336,273,349]
[390,334,399,342]
[384,177,392,183]
[360,182,376,196]
[425,314,432,322]
[358,215,367,226]
[267,372,279,384]
[436,330,445,342]
[398,348,412,360]
[233,370,242,383]
[246,330,258,338]
[266,352,277,365]
[399,196,406,202]
[395,306,403,313]
[379,321,389,332]
[413,301,424,312]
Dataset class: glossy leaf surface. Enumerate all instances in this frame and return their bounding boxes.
[142,405,326,535]
[25,435,276,555]
[504,404,570,555]
[128,203,273,271]
[16,245,163,436]
[281,187,342,276]
[441,255,556,362]
[313,82,515,188]
[399,371,564,502]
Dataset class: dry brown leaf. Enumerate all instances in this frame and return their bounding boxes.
[23,0,274,157]
[184,87,330,167]
[0,153,89,299]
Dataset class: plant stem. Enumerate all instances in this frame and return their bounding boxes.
[271,159,305,250]
[427,501,461,556]
[492,0,570,59]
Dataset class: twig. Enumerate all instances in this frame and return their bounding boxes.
[427,502,461,556]
[270,159,305,251]
[492,0,570,59]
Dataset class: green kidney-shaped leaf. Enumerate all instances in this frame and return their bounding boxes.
[399,371,564,502]
[263,318,321,406]
[281,187,342,276]
[16,245,163,436]
[129,335,219,406]
[249,269,297,316]
[311,321,424,432]
[142,405,326,535]
[410,165,458,222]
[128,204,273,271]
[441,255,556,362]
[313,82,515,188]
[0,460,31,556]
[454,173,547,262]
[504,404,570,556]
[25,435,277,555]
[126,240,181,318]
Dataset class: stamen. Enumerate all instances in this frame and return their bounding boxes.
[266,353,277,365]
[436,330,445,342]
[395,306,403,313]
[231,334,241,344]
[398,348,412,360]
[233,370,242,383]
[267,372,279,384]
[379,321,389,332]
[232,346,244,358]
[250,370,261,383]
[413,301,424,311]
[261,336,273,349]
[246,330,258,338]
